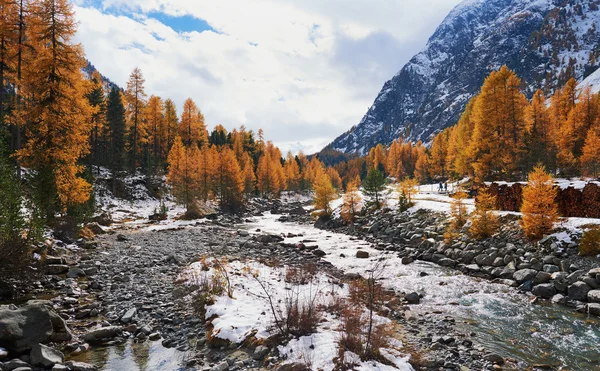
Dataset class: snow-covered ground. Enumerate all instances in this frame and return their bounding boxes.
[181,258,413,371]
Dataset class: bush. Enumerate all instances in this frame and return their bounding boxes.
[444,190,469,242]
[579,227,600,256]
[470,188,499,240]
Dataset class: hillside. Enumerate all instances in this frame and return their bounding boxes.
[325,0,600,155]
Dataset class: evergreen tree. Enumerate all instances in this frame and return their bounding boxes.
[86,70,106,173]
[105,86,126,191]
[125,67,146,171]
[363,168,386,209]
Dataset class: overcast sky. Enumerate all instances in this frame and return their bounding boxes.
[73,0,463,154]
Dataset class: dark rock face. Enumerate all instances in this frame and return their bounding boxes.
[325,0,600,155]
[0,305,72,354]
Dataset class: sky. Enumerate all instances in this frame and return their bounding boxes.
[73,0,463,154]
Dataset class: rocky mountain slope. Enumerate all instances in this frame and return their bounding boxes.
[326,0,600,155]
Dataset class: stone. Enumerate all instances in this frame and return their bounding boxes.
[67,267,86,278]
[51,365,69,371]
[148,333,161,341]
[121,308,137,323]
[543,264,560,273]
[551,294,566,304]
[583,277,600,289]
[568,281,591,301]
[0,305,72,353]
[405,292,420,304]
[587,289,600,303]
[210,361,229,371]
[484,353,504,365]
[0,347,7,361]
[567,270,586,284]
[356,250,369,259]
[45,265,69,275]
[116,234,128,241]
[513,269,537,283]
[30,343,64,368]
[533,272,552,285]
[401,257,413,265]
[252,345,269,360]
[82,326,122,344]
[588,303,600,316]
[65,361,98,371]
[2,359,30,371]
[532,284,556,299]
[312,249,326,257]
[45,256,66,265]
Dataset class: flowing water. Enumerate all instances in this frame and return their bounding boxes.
[68,339,185,371]
[246,213,600,370]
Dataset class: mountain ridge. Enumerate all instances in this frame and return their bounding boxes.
[324,0,600,156]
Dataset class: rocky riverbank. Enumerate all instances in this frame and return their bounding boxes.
[317,207,600,317]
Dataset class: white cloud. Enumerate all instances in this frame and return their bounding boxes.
[74,0,462,154]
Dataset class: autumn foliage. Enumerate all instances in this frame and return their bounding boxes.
[520,165,559,241]
[341,177,362,222]
[470,188,499,240]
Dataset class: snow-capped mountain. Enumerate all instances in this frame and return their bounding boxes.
[326,0,600,155]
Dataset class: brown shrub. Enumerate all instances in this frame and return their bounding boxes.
[579,226,600,256]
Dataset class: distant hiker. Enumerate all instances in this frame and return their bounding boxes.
[444,182,448,192]
[438,182,443,192]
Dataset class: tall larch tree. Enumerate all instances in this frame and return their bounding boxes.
[468,66,528,181]
[179,98,206,148]
[214,147,244,210]
[0,0,19,126]
[163,98,178,158]
[240,151,256,196]
[145,95,164,171]
[18,0,92,216]
[313,170,336,217]
[257,151,282,197]
[429,129,449,179]
[283,151,301,191]
[525,89,554,172]
[197,145,216,201]
[446,97,476,178]
[125,67,146,171]
[167,136,198,209]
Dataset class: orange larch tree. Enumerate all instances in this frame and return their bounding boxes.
[214,147,244,210]
[145,95,165,171]
[520,165,559,241]
[283,151,301,191]
[580,128,600,177]
[163,98,178,158]
[179,97,207,148]
[19,0,92,216]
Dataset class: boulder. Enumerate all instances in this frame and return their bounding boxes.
[568,281,591,301]
[513,269,537,283]
[0,305,72,353]
[484,353,504,365]
[588,303,600,316]
[312,249,326,257]
[533,272,552,285]
[587,289,600,303]
[45,265,69,275]
[356,250,369,259]
[405,292,420,304]
[82,326,123,344]
[252,345,269,360]
[0,347,7,361]
[121,308,137,323]
[67,267,86,278]
[30,343,64,368]
[532,284,556,299]
[65,361,98,371]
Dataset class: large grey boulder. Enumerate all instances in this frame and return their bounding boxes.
[532,284,556,299]
[568,281,591,301]
[587,289,600,303]
[513,269,537,283]
[0,305,72,353]
[30,343,64,368]
[82,326,123,344]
